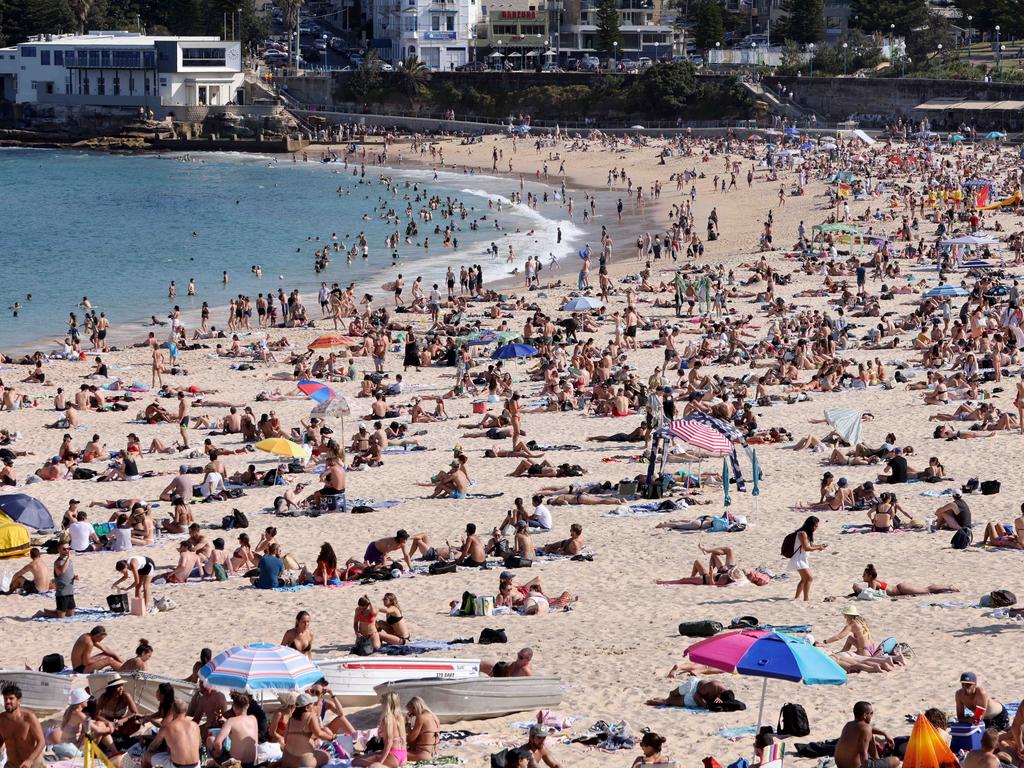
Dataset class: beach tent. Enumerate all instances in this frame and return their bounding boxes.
[561,296,603,311]
[851,128,876,145]
[0,513,30,559]
[0,494,54,530]
[824,408,863,447]
[986,131,1006,140]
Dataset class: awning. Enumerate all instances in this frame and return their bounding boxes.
[916,98,1024,112]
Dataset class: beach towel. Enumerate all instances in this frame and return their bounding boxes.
[378,639,467,655]
[345,499,401,510]
[33,607,125,623]
[717,725,759,740]
[919,488,956,497]
[757,624,812,633]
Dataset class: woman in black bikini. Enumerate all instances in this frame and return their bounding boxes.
[281,611,314,657]
[405,696,440,762]
[377,593,410,646]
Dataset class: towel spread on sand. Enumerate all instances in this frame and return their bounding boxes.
[33,607,125,623]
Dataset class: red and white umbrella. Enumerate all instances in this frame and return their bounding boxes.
[668,419,733,454]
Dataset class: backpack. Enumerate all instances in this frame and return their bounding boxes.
[503,555,532,569]
[429,561,457,576]
[458,591,477,616]
[781,531,799,558]
[678,620,724,637]
[232,509,249,528]
[352,636,375,656]
[951,527,973,550]
[479,627,508,644]
[40,653,65,673]
[778,703,811,737]
[106,594,130,613]
[221,514,237,531]
[990,589,1017,607]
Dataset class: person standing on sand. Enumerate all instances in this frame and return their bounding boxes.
[0,684,46,768]
[151,345,165,388]
[786,515,827,602]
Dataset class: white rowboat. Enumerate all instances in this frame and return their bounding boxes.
[373,676,561,722]
[318,657,480,706]
[0,670,86,714]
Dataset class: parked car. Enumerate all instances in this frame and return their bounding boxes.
[456,60,487,71]
[380,62,394,71]
[580,55,600,71]
[619,58,639,71]
[541,62,562,72]
[263,50,288,64]
[564,58,580,70]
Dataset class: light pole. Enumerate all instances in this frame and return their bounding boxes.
[751,41,757,68]
[966,15,972,50]
[999,44,1005,78]
[935,43,942,77]
[497,39,502,70]
[612,39,617,70]
[995,25,1001,72]
[808,41,814,77]
[889,23,894,62]
[715,40,720,66]
[843,41,848,75]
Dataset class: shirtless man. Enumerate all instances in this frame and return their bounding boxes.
[0,684,45,768]
[160,465,194,502]
[160,542,203,584]
[434,523,486,567]
[481,647,534,677]
[957,672,1010,731]
[834,702,898,768]
[5,548,48,595]
[207,692,257,768]
[221,407,243,434]
[521,724,562,768]
[187,679,227,742]
[70,625,123,673]
[146,700,201,768]
[540,524,585,556]
[964,729,1002,768]
[363,530,431,571]
[645,678,732,709]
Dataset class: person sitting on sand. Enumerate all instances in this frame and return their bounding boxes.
[405,697,441,763]
[834,701,899,768]
[539,523,585,556]
[159,541,202,584]
[71,625,123,673]
[518,724,562,768]
[852,563,958,596]
[481,647,534,677]
[364,530,432,570]
[815,606,880,655]
[5,547,49,594]
[277,692,343,768]
[933,492,972,531]
[980,503,1024,548]
[655,545,748,586]
[957,672,1010,731]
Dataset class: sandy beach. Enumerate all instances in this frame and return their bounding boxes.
[3,129,1024,768]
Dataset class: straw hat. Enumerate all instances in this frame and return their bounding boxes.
[842,605,860,617]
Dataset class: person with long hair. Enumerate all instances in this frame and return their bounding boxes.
[281,611,314,657]
[632,732,668,766]
[853,563,957,596]
[817,606,876,655]
[377,593,410,646]
[787,515,827,601]
[405,696,440,762]
[120,638,154,672]
[279,692,335,768]
[354,691,407,767]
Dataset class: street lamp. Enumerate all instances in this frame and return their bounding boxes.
[966,15,972,49]
[751,41,757,67]
[999,44,1005,78]
[808,41,815,77]
[935,42,942,77]
[612,39,617,69]
[889,23,895,62]
[996,25,1001,68]
[842,41,848,75]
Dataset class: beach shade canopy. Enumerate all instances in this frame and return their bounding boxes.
[684,630,847,726]
[783,127,800,136]
[948,134,966,143]
[200,643,323,692]
[747,134,764,142]
[630,124,646,130]
[923,284,969,299]
[668,419,733,454]
[0,494,54,530]
[254,438,308,459]
[561,296,603,312]
[941,233,999,247]
[297,380,335,404]
[799,143,814,151]
[986,131,1006,140]
[0,513,30,559]
[488,51,504,58]
[312,394,351,418]
[307,335,359,350]
[903,713,960,768]
[492,343,538,360]
[824,407,863,447]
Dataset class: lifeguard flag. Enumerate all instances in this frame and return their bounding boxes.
[838,182,851,197]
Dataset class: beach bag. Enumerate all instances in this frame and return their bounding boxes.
[778,703,810,736]
[232,509,249,528]
[730,616,759,629]
[478,627,507,644]
[747,570,770,586]
[106,593,130,613]
[990,589,1017,607]
[73,468,97,480]
[503,555,532,569]
[474,596,495,617]
[213,564,229,582]
[221,514,237,531]
[429,561,456,576]
[352,636,374,656]
[678,620,724,637]
[951,527,973,550]
[40,654,65,673]
[458,591,477,616]
[980,480,1000,495]
[781,531,798,558]
[728,760,749,768]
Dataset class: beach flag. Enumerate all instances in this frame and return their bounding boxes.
[974,184,991,209]
[837,182,851,197]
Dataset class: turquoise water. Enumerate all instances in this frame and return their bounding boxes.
[0,148,582,350]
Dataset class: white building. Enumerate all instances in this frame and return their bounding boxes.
[0,31,245,108]
[372,0,481,70]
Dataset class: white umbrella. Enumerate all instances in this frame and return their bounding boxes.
[507,52,522,58]
[488,51,504,58]
[940,234,999,246]
[544,50,557,58]
[824,408,863,447]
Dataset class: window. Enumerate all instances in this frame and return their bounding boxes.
[54,50,63,65]
[88,50,100,66]
[40,50,50,65]
[181,47,226,67]
[113,76,120,94]
[97,76,105,95]
[145,76,151,94]
[143,51,155,67]
[21,46,36,57]
[101,49,110,66]
[403,16,418,30]
[432,15,441,30]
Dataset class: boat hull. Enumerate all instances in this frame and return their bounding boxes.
[0,671,86,714]
[373,676,561,722]
[319,657,480,707]
[88,672,198,714]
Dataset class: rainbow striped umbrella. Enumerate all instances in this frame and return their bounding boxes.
[199,643,322,692]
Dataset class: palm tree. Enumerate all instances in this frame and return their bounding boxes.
[69,0,92,34]
[397,54,431,98]
[275,0,304,65]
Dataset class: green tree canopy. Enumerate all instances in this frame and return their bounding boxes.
[633,61,697,112]
[693,0,724,50]
[850,0,927,37]
[780,0,823,44]
[594,0,621,57]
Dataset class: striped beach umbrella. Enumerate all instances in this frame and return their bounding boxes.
[667,419,733,454]
[200,643,322,692]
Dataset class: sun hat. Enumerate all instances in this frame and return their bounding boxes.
[69,688,91,705]
[842,605,860,617]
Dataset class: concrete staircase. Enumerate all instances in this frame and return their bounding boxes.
[740,79,824,124]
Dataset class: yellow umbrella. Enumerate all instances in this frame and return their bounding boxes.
[254,438,308,459]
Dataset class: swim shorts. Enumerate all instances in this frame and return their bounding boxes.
[364,542,384,564]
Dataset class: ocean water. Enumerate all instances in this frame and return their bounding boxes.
[0,148,585,350]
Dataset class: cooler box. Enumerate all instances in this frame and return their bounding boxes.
[950,722,984,752]
[472,401,487,414]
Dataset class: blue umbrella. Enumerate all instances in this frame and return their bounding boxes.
[561,296,603,311]
[751,449,760,497]
[986,131,1005,140]
[783,127,799,136]
[722,457,732,507]
[492,343,538,360]
[923,285,969,299]
[799,143,813,151]
[0,494,54,530]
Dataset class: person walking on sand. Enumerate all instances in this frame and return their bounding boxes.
[785,516,827,602]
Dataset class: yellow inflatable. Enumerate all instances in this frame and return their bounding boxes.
[979,190,1023,211]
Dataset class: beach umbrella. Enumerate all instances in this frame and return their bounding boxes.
[986,131,1006,140]
[668,419,732,454]
[747,134,764,142]
[824,408,863,447]
[200,643,322,692]
[783,127,799,136]
[297,380,335,404]
[751,450,760,497]
[465,330,498,346]
[903,713,959,768]
[254,438,308,459]
[488,51,504,58]
[307,335,359,350]
[0,495,51,530]
[684,630,846,726]
[948,134,965,143]
[722,457,732,508]
[312,394,351,446]
[0,494,54,530]
[561,296,603,312]
[799,143,813,151]
[923,285,968,299]
[492,343,538,360]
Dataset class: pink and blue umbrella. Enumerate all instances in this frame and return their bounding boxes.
[200,643,323,692]
[685,630,846,725]
[297,380,335,405]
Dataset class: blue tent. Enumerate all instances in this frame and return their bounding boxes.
[492,343,538,360]
[0,494,54,530]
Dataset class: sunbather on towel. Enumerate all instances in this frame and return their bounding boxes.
[852,564,958,596]
[655,545,755,586]
[645,678,732,708]
[981,506,1024,548]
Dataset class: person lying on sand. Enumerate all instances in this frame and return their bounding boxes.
[645,678,734,709]
[655,545,750,586]
[852,564,958,596]
[481,647,533,677]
